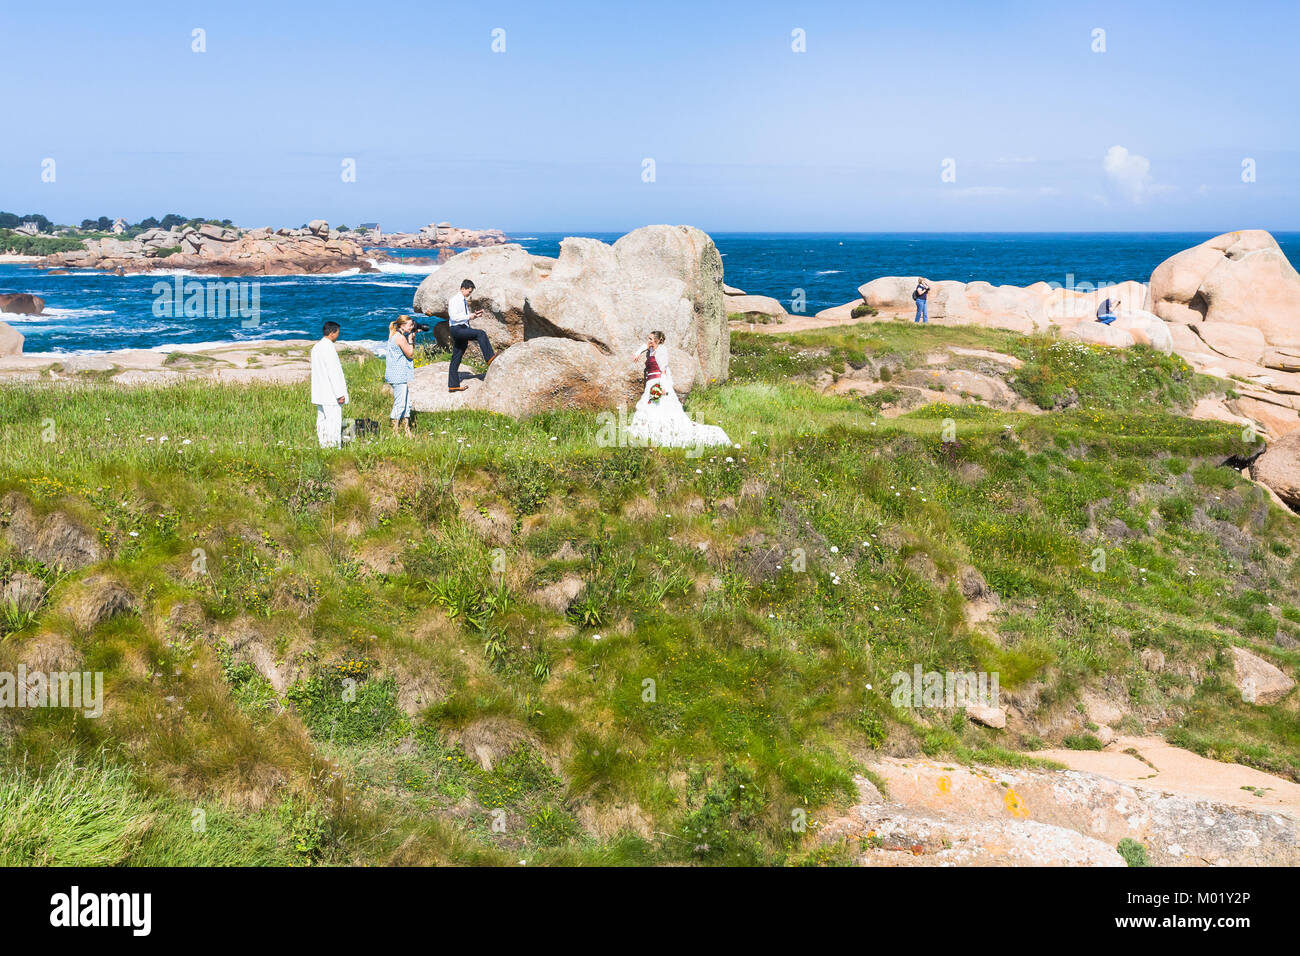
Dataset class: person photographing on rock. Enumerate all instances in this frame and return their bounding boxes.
[1096,295,1120,325]
[386,314,417,436]
[310,321,348,448]
[447,279,496,392]
[913,278,930,323]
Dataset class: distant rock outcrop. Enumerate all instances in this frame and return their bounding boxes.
[41,221,380,276]
[380,223,508,250]
[409,225,729,417]
[0,293,45,315]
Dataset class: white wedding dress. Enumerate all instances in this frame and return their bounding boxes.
[626,347,731,450]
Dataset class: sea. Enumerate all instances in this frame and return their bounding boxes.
[2,232,1297,355]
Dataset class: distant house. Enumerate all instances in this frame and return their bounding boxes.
[359,222,381,241]
[111,218,127,235]
[15,221,40,236]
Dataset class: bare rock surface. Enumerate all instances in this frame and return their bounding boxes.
[821,749,1300,866]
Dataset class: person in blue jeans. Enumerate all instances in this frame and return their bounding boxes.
[447,279,496,391]
[1095,296,1121,325]
[386,315,416,436]
[913,278,930,323]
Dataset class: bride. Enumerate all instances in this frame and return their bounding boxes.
[626,331,731,449]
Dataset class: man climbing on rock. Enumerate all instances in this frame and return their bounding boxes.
[447,279,496,392]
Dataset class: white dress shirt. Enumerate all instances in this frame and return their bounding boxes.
[449,291,473,326]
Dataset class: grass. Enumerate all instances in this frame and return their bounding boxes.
[0,321,1295,865]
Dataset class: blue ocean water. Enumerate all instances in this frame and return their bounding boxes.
[2,233,1296,354]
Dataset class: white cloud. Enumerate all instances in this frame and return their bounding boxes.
[1103,145,1153,203]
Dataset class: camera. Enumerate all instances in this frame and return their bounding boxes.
[413,321,431,333]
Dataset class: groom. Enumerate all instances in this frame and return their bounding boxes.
[447,279,496,392]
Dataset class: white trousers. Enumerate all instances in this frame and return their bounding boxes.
[316,402,343,448]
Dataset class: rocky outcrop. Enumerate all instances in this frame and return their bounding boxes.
[0,293,45,315]
[413,244,556,351]
[725,293,787,320]
[820,756,1300,866]
[1150,230,1300,346]
[409,225,729,417]
[41,221,381,276]
[1251,430,1300,510]
[1230,646,1295,705]
[0,321,22,356]
[378,223,508,250]
[854,276,1151,338]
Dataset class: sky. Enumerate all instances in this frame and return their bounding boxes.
[1,0,1297,233]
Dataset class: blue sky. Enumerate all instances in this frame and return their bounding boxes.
[2,0,1297,232]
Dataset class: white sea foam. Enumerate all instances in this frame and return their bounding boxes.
[12,307,116,322]
[369,259,441,276]
[815,269,842,275]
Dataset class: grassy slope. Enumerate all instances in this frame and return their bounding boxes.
[0,324,1297,866]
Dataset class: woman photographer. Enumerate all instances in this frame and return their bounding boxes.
[386,314,418,436]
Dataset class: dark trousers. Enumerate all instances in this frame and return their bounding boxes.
[448,324,494,386]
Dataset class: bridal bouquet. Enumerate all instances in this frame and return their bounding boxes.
[649,383,664,404]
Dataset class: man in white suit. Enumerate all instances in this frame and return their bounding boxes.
[310,321,349,447]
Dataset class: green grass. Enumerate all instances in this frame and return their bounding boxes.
[0,321,1295,865]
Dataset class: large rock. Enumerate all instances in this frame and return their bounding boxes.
[1111,309,1173,353]
[1230,646,1294,705]
[412,244,555,349]
[1043,281,1148,322]
[1230,395,1300,440]
[0,293,45,315]
[1251,430,1300,509]
[409,340,640,417]
[859,276,918,312]
[725,293,787,319]
[1195,323,1268,363]
[856,277,1048,333]
[410,225,728,416]
[1062,322,1136,348]
[1149,230,1300,346]
[0,321,22,356]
